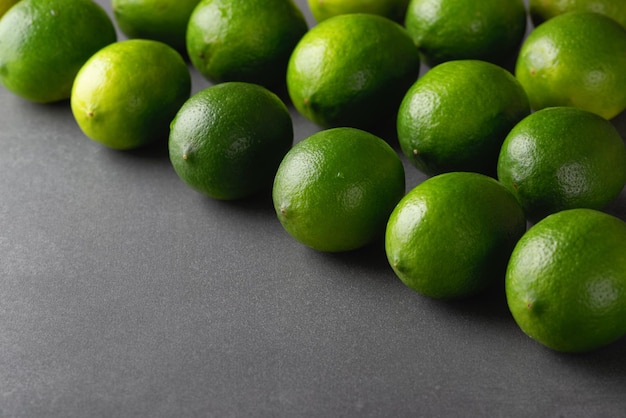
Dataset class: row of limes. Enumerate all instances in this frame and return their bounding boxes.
[1,0,626,354]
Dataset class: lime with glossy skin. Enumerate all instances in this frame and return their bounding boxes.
[0,0,116,103]
[506,208,626,353]
[273,127,405,253]
[529,0,626,28]
[169,82,294,200]
[307,0,410,23]
[71,39,191,150]
[385,171,527,299]
[497,107,626,222]
[186,0,308,93]
[396,59,530,177]
[112,0,201,55]
[404,0,527,68]
[286,13,420,133]
[515,11,626,120]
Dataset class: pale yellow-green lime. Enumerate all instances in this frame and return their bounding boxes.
[515,11,626,119]
[286,13,420,133]
[385,172,527,299]
[506,208,626,353]
[111,0,201,55]
[396,59,530,177]
[307,0,410,23]
[497,107,626,222]
[169,82,294,200]
[71,39,191,150]
[273,127,405,252]
[404,0,527,68]
[0,0,116,103]
[186,0,308,93]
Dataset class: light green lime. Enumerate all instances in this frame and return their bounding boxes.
[515,11,626,119]
[71,39,191,150]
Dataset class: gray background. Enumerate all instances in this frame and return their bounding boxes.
[1,0,625,417]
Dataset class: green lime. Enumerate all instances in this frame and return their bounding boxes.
[111,0,201,55]
[169,82,294,200]
[396,59,530,177]
[515,11,626,120]
[286,13,420,133]
[404,0,527,68]
[497,107,626,222]
[307,0,410,23]
[506,208,626,353]
[71,39,191,150]
[529,0,626,28]
[0,0,19,18]
[385,172,527,299]
[186,0,308,93]
[273,127,405,252]
[0,0,116,103]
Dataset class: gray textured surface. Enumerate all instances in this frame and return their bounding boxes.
[0,0,625,417]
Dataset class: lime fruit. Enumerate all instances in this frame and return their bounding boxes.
[307,0,410,23]
[404,0,527,68]
[0,0,116,103]
[515,11,626,120]
[497,107,626,222]
[286,13,420,133]
[111,0,201,55]
[169,82,293,200]
[0,0,19,18]
[385,172,527,299]
[396,59,530,177]
[273,127,405,253]
[71,39,191,150]
[186,0,308,93]
[506,208,626,353]
[529,0,626,28]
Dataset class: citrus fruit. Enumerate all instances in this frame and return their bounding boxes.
[515,11,626,120]
[0,0,19,18]
[273,127,405,253]
[71,39,191,150]
[529,0,626,28]
[186,0,308,93]
[385,172,527,299]
[307,0,410,23]
[497,107,626,223]
[111,0,201,55]
[169,82,294,200]
[506,208,626,353]
[0,0,116,103]
[404,0,527,68]
[286,13,420,133]
[396,59,530,177]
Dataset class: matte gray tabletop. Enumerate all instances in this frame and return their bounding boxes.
[1,1,625,417]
